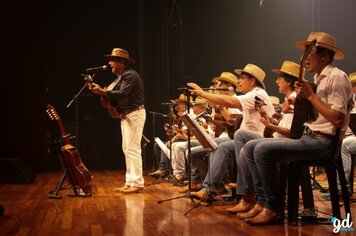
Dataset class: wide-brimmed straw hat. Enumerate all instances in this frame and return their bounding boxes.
[349,72,356,83]
[175,94,193,103]
[212,72,239,92]
[234,64,266,90]
[105,48,135,64]
[269,96,280,105]
[272,60,303,80]
[192,97,208,107]
[295,32,345,60]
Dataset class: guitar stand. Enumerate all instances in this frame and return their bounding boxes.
[48,169,91,199]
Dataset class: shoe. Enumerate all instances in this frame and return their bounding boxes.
[114,185,130,192]
[121,186,144,194]
[148,169,167,178]
[226,195,256,214]
[244,207,284,225]
[225,183,237,190]
[174,174,185,182]
[190,189,215,203]
[178,183,203,193]
[236,203,264,219]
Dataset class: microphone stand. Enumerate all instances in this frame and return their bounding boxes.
[66,74,94,149]
[157,89,195,210]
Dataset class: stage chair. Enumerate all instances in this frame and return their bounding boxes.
[287,128,352,225]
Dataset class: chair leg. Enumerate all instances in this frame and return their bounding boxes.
[300,166,315,210]
[288,162,300,225]
[336,155,352,220]
[325,165,341,219]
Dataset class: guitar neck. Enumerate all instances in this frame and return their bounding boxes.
[56,121,71,145]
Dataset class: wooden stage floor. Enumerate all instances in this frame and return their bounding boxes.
[0,170,355,235]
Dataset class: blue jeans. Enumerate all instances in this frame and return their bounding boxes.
[200,136,232,192]
[234,129,263,196]
[244,135,332,211]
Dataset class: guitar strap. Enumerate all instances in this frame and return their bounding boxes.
[107,75,122,91]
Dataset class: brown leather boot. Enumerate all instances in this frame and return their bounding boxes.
[244,207,284,225]
[226,194,256,214]
[236,203,264,219]
[178,182,203,193]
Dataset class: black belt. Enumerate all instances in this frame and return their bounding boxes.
[123,105,145,115]
[304,127,334,140]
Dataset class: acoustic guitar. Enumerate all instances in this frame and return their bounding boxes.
[46,104,92,195]
[85,75,122,119]
[254,96,283,137]
[289,39,318,139]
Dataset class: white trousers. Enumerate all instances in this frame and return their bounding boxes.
[121,109,146,187]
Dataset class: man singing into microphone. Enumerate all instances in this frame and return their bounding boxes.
[88,48,146,194]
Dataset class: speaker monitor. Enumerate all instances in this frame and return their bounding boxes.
[0,158,35,184]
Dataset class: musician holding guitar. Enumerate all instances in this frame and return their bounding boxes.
[241,32,352,225]
[88,48,146,194]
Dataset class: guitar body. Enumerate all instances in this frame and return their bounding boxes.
[62,147,92,194]
[100,96,121,119]
[289,82,316,139]
[263,112,283,138]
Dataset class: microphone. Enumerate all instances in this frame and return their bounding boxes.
[202,87,235,92]
[85,65,108,73]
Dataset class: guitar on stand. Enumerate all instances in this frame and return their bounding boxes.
[46,104,93,199]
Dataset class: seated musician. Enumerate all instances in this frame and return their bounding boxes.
[148,94,191,178]
[241,32,352,225]
[227,61,300,217]
[187,64,275,200]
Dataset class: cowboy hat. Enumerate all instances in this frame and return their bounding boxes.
[349,72,356,84]
[212,72,239,92]
[295,32,345,60]
[234,64,266,90]
[105,48,135,64]
[272,60,303,80]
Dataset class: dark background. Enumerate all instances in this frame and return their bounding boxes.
[2,0,356,173]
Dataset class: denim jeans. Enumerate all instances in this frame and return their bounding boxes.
[244,135,332,211]
[233,129,263,196]
[199,136,232,192]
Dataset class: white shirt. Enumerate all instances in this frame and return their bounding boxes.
[236,87,275,136]
[305,65,352,135]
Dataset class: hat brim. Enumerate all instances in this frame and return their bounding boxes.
[271,69,299,79]
[105,55,136,64]
[295,41,345,60]
[234,69,266,90]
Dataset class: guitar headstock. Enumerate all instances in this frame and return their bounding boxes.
[46,104,61,121]
[254,96,266,112]
[301,38,318,65]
